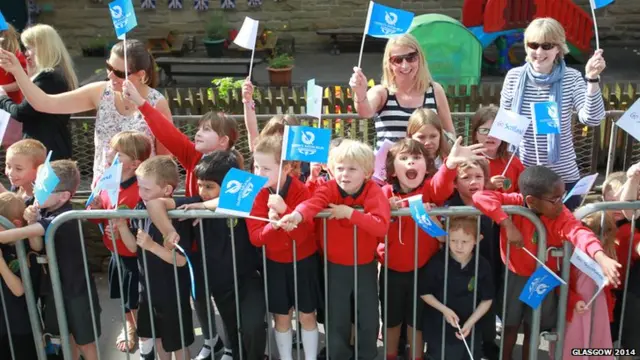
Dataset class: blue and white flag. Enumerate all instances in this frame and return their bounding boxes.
[281,125,331,164]
[519,265,563,309]
[590,0,614,9]
[306,79,323,120]
[216,168,267,217]
[531,101,560,135]
[364,1,414,38]
[563,173,598,203]
[408,195,447,237]
[86,153,123,208]
[34,151,60,205]
[0,12,8,31]
[109,0,138,40]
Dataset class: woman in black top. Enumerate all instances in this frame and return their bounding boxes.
[0,24,76,160]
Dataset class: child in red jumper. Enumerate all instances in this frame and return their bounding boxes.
[247,135,320,360]
[379,138,484,360]
[88,130,152,353]
[471,105,525,193]
[472,165,621,360]
[0,25,28,148]
[279,139,391,360]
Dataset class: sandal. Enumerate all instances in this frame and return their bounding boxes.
[115,323,137,352]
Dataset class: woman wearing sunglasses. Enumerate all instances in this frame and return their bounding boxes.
[349,34,455,151]
[0,24,76,161]
[500,17,606,213]
[0,38,173,188]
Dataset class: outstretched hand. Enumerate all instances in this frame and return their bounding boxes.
[446,137,486,169]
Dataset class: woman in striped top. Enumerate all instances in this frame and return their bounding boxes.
[349,34,454,150]
[500,18,606,211]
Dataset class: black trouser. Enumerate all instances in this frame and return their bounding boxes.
[214,272,266,360]
[327,261,378,360]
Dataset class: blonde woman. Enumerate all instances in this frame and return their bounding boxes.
[0,35,173,186]
[500,17,606,213]
[349,34,454,150]
[0,24,76,160]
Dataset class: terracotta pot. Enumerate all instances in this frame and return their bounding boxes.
[267,66,294,87]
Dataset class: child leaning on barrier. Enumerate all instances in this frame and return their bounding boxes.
[278,139,391,360]
[0,160,101,360]
[144,151,265,360]
[114,155,194,360]
[0,192,39,359]
[87,130,152,353]
[419,215,493,360]
[4,138,47,206]
[471,165,621,360]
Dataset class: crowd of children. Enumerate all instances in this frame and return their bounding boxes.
[0,75,637,360]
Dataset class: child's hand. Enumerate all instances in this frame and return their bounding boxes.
[310,163,322,180]
[122,80,145,107]
[442,307,460,328]
[268,194,287,215]
[575,300,587,314]
[501,219,524,248]
[89,195,103,210]
[594,251,621,287]
[424,202,436,211]
[163,230,179,250]
[23,205,39,225]
[328,204,354,220]
[136,230,154,251]
[445,137,486,169]
[278,211,302,232]
[627,162,640,180]
[456,320,473,340]
[242,77,254,103]
[389,196,401,210]
[269,209,281,229]
[114,218,129,230]
[490,175,506,190]
[0,49,24,75]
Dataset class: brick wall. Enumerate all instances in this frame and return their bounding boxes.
[37,0,640,55]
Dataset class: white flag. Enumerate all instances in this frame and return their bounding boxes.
[570,247,606,288]
[0,110,10,143]
[233,17,259,50]
[616,98,640,142]
[488,107,532,146]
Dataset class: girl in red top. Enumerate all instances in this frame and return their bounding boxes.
[89,130,152,352]
[0,25,28,148]
[246,135,320,360]
[471,105,525,193]
[406,108,451,171]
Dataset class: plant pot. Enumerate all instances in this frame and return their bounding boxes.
[203,38,226,58]
[267,66,294,87]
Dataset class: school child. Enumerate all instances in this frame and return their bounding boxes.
[144,151,266,360]
[88,130,152,353]
[406,108,451,170]
[124,80,230,358]
[4,139,47,206]
[115,156,194,360]
[444,159,501,360]
[419,216,493,360]
[0,160,101,360]
[246,135,320,360]
[471,165,621,360]
[278,139,391,360]
[470,105,525,193]
[0,24,28,148]
[378,137,484,359]
[0,192,39,359]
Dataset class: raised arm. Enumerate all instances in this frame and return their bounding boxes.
[621,162,640,220]
[349,67,386,119]
[0,223,45,245]
[242,79,259,151]
[575,49,606,126]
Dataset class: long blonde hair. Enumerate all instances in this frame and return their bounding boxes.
[0,24,20,54]
[381,34,431,94]
[21,24,78,90]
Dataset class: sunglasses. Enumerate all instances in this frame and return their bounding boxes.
[106,62,131,79]
[527,42,556,51]
[477,127,491,135]
[389,51,418,65]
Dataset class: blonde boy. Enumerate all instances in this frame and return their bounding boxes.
[4,139,47,203]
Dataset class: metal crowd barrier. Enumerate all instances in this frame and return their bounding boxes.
[1,206,551,359]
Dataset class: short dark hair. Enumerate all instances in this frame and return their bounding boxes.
[194,150,240,185]
[518,165,561,198]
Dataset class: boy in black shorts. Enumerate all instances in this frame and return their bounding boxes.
[116,155,194,359]
[145,151,266,360]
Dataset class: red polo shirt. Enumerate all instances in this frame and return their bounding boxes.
[487,155,525,193]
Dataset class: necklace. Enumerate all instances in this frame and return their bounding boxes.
[119,92,132,111]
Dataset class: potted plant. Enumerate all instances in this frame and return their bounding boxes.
[203,13,229,58]
[266,53,294,87]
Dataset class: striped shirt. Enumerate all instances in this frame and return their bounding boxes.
[375,86,437,149]
[500,66,605,182]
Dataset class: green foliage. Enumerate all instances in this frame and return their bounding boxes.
[267,53,294,69]
[205,13,229,40]
[206,77,256,112]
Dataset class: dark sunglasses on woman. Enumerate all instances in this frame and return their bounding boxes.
[389,51,418,65]
[106,62,130,79]
[526,42,556,51]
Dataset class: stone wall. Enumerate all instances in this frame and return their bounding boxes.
[36,0,640,55]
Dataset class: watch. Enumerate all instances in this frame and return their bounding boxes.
[585,77,600,83]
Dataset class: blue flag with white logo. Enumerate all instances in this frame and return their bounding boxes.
[34,151,60,206]
[408,195,447,237]
[518,265,563,309]
[591,0,614,9]
[0,12,8,31]
[282,125,331,164]
[109,0,137,40]
[531,101,560,135]
[365,1,414,39]
[86,153,123,208]
[216,168,268,218]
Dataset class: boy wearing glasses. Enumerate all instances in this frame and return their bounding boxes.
[471,165,621,360]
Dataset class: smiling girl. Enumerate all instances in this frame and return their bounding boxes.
[406,108,451,170]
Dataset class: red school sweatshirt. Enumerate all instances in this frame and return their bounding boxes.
[247,176,317,263]
[0,51,27,103]
[295,180,391,266]
[138,102,202,197]
[377,164,457,272]
[614,222,640,289]
[487,155,525,193]
[471,190,604,277]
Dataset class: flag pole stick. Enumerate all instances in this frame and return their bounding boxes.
[357,2,372,68]
[248,45,256,80]
[585,283,606,309]
[123,33,128,82]
[501,152,516,177]
[275,157,284,196]
[590,3,601,50]
[522,248,567,284]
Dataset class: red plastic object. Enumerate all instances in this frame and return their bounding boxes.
[534,0,594,55]
[462,0,488,27]
[484,0,537,32]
